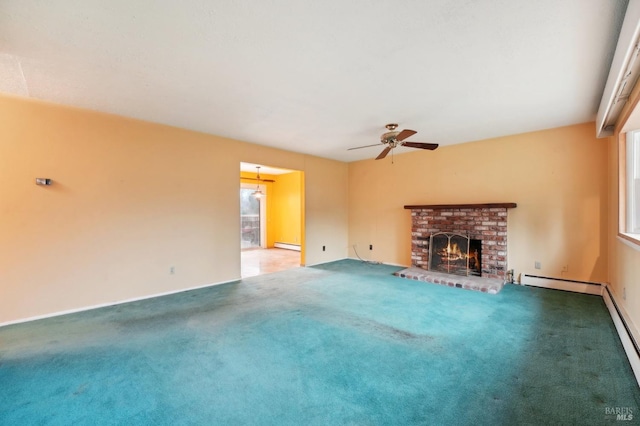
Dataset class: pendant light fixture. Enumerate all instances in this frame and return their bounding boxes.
[252,166,264,198]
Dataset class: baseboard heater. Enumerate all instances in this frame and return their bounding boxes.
[274,242,301,251]
[520,274,603,295]
[603,285,640,385]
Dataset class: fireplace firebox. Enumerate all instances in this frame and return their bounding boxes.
[429,232,482,277]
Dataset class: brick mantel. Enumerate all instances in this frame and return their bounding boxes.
[406,203,517,280]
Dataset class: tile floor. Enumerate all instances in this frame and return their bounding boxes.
[241,248,301,278]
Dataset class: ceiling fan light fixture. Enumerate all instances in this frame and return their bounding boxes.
[348,123,439,160]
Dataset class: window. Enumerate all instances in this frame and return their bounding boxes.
[240,183,266,249]
[623,130,640,239]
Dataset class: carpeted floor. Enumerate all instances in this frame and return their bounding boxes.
[1,260,638,425]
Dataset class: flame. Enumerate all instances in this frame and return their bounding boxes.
[438,242,465,261]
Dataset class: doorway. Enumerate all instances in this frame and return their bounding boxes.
[240,162,304,278]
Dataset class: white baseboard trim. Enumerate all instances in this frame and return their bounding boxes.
[603,285,640,387]
[304,257,350,267]
[520,274,603,296]
[274,242,301,251]
[0,278,238,328]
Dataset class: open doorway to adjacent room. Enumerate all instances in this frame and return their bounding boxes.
[240,162,304,278]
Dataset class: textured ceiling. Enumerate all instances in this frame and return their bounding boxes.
[0,0,628,162]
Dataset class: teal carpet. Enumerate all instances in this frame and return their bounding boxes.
[1,260,638,425]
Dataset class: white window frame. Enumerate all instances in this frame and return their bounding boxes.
[240,183,267,248]
[627,131,640,235]
[620,130,640,250]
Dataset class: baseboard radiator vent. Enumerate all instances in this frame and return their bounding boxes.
[274,242,301,251]
[603,286,640,386]
[520,274,603,296]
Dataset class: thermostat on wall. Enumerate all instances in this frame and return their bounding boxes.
[35,178,52,185]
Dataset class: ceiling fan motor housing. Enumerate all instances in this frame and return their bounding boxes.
[381,130,400,145]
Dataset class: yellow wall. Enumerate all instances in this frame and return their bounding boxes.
[271,171,302,246]
[305,156,348,265]
[0,94,348,324]
[349,122,609,282]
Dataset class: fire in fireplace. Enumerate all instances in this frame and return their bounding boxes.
[429,232,482,277]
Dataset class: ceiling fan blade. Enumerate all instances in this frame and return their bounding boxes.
[348,143,383,151]
[396,129,417,141]
[376,146,392,160]
[402,142,439,150]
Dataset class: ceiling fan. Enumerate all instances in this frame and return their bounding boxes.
[348,123,439,160]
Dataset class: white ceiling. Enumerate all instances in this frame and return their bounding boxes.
[0,0,628,162]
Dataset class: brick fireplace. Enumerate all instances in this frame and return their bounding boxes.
[404,203,517,280]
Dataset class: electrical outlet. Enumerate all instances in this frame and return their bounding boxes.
[369,244,373,250]
[322,245,325,251]
[534,261,541,270]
